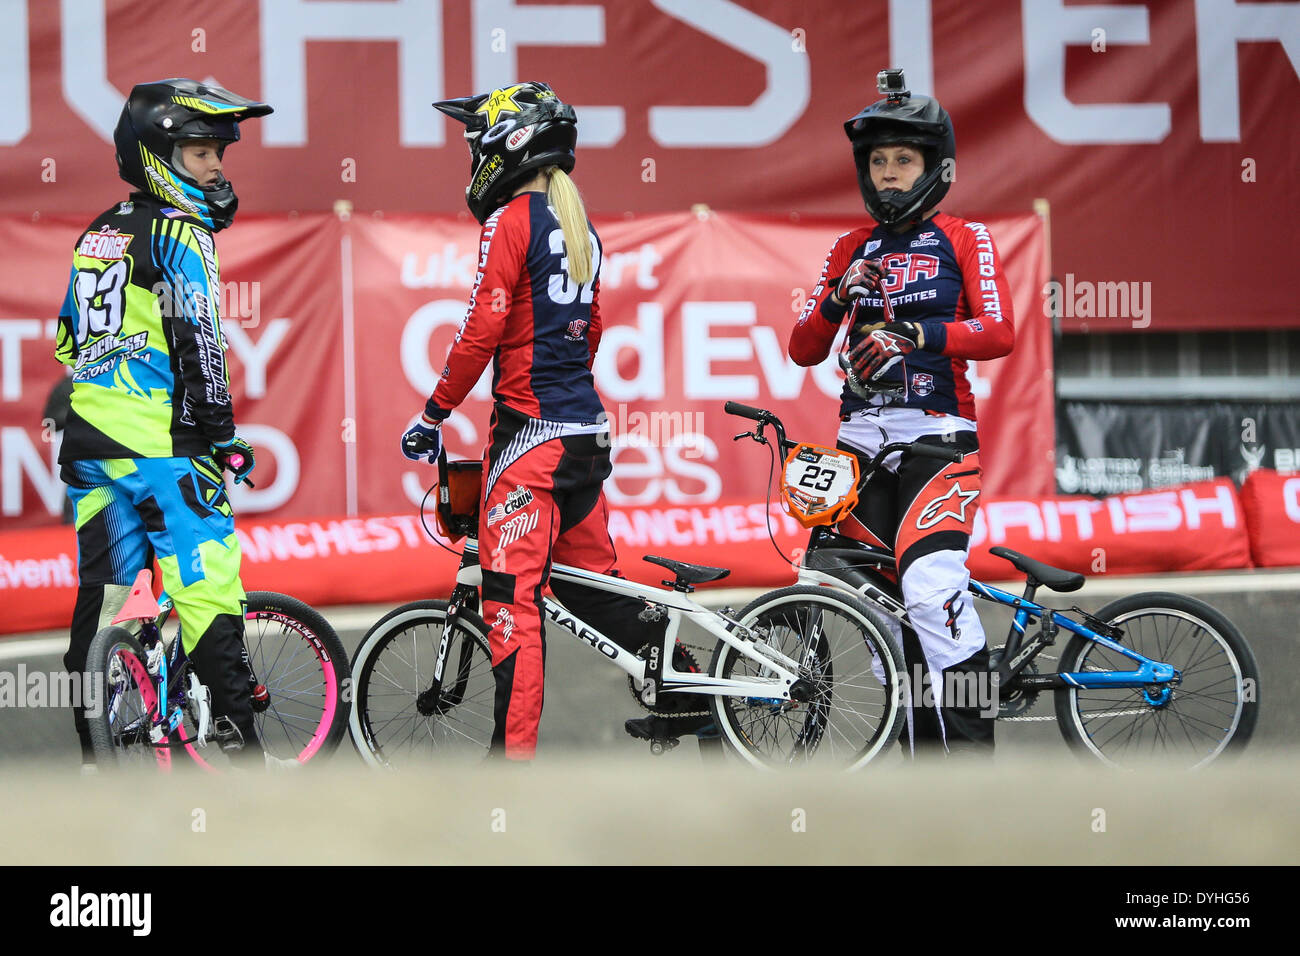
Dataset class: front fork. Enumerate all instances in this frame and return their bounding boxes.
[417,577,480,717]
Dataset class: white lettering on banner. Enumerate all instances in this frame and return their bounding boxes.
[472,0,623,146]
[750,325,805,399]
[224,319,291,400]
[648,0,810,147]
[1195,0,1300,142]
[400,244,476,288]
[237,514,428,562]
[1180,485,1238,529]
[971,487,1242,547]
[1022,0,1171,143]
[59,0,125,140]
[607,501,803,549]
[600,244,663,290]
[0,319,43,401]
[1054,498,1104,540]
[682,302,758,399]
[0,552,76,589]
[1,427,64,517]
[0,0,27,143]
[226,424,299,513]
[1284,478,1300,523]
[982,501,1045,543]
[1123,491,1182,533]
[593,303,666,401]
[400,300,494,400]
[888,0,934,96]
[607,436,721,506]
[261,0,442,146]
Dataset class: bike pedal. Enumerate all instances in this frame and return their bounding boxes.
[649,737,680,756]
[212,716,245,752]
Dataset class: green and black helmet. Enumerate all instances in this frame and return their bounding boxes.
[113,78,272,231]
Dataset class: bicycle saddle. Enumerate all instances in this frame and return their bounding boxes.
[989,547,1085,592]
[642,555,731,587]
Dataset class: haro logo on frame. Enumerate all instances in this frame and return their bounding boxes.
[49,886,152,936]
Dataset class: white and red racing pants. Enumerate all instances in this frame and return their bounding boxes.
[836,407,995,755]
[478,404,662,760]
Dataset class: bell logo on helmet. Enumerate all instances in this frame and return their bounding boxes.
[506,124,536,151]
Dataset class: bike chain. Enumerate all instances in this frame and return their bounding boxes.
[628,641,712,718]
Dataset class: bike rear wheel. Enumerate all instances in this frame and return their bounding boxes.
[709,586,906,771]
[86,626,171,770]
[1053,592,1259,769]
[349,600,495,768]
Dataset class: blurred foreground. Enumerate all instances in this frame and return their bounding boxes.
[4,755,1295,865]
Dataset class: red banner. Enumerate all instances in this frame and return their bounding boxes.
[1239,468,1300,567]
[1,210,1051,530]
[0,476,1258,635]
[1,1,1295,331]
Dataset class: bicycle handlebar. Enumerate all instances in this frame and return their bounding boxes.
[724,404,965,476]
[723,401,771,423]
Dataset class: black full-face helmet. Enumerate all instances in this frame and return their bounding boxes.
[434,82,577,224]
[113,78,272,231]
[844,71,955,227]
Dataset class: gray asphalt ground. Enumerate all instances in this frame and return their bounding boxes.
[2,570,1296,864]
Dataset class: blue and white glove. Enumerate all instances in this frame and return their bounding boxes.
[400,415,443,464]
[213,436,256,485]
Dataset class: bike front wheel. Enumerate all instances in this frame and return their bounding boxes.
[1053,592,1259,769]
[86,626,171,770]
[349,600,495,769]
[709,586,906,771]
[244,592,351,764]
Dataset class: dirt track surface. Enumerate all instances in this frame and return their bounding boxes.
[5,756,1296,865]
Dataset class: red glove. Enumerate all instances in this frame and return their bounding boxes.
[848,322,925,385]
[834,258,888,304]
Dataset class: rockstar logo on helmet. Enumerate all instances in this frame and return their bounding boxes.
[477,84,528,125]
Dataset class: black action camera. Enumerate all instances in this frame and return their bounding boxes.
[877,68,909,101]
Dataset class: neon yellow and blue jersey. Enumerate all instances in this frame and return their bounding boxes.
[55,193,237,461]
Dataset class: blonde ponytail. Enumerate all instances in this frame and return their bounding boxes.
[546,167,594,285]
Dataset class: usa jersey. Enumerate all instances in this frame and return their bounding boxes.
[789,213,1015,420]
[431,191,604,424]
[54,194,236,461]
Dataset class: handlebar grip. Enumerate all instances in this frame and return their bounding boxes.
[724,401,770,422]
[910,442,964,463]
[226,453,245,470]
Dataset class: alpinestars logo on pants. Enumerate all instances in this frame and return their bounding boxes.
[487,485,535,526]
[916,481,979,530]
[496,508,539,548]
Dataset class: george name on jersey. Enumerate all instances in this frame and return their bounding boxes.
[78,228,134,261]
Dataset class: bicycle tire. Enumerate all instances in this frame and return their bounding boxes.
[709,585,907,771]
[1053,592,1259,769]
[349,600,495,769]
[86,626,170,771]
[243,591,351,764]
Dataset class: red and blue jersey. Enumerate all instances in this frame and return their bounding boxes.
[789,213,1015,420]
[429,191,604,424]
